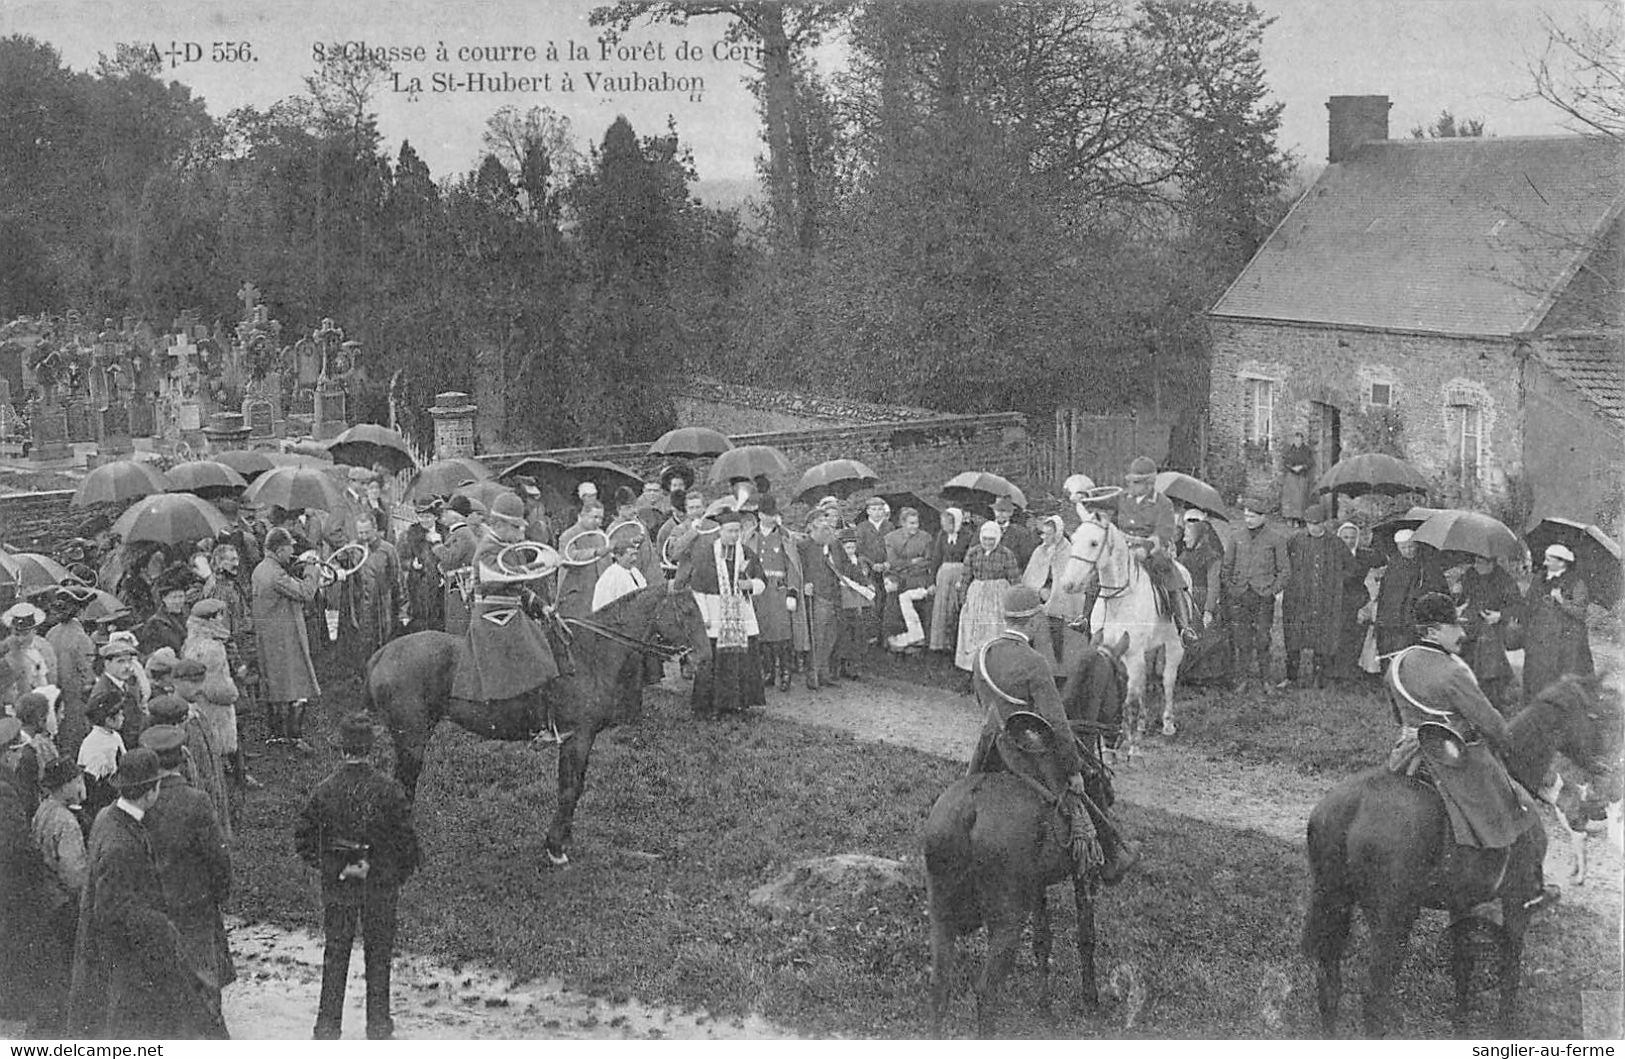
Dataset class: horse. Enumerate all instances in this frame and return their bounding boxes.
[923,630,1130,1037]
[364,585,711,865]
[1303,674,1623,1037]
[1067,517,1187,759]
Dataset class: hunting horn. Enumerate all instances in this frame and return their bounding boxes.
[495,541,559,579]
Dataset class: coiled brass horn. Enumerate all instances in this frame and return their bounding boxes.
[494,541,560,580]
[328,541,370,581]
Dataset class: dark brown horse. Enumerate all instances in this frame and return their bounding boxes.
[1304,674,1622,1037]
[364,586,710,864]
[923,630,1130,1037]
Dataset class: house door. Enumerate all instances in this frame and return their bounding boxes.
[1311,401,1341,480]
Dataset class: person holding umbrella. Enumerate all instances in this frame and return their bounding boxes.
[1521,544,1594,703]
[1454,555,1523,715]
[1373,529,1447,659]
[1331,522,1382,684]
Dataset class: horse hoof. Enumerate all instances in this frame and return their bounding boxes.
[544,848,570,867]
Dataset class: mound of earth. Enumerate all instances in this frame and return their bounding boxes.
[747,853,923,917]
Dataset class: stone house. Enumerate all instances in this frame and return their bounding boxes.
[1207,95,1623,525]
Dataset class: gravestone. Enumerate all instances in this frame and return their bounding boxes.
[202,411,250,452]
[128,396,156,439]
[64,396,93,443]
[244,398,276,439]
[100,402,133,456]
[313,378,348,440]
[31,402,69,460]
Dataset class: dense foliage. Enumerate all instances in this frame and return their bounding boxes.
[0,2,1292,452]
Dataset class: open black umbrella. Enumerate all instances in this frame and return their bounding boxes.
[1371,506,1449,557]
[71,460,170,509]
[794,459,880,504]
[454,479,517,510]
[111,493,230,547]
[165,460,248,499]
[243,466,349,514]
[942,471,1027,511]
[211,450,276,481]
[409,458,491,500]
[876,490,942,522]
[709,445,793,485]
[1154,471,1231,521]
[1314,453,1430,498]
[649,426,732,458]
[1413,510,1524,564]
[570,460,643,498]
[1527,517,1622,609]
[327,423,417,475]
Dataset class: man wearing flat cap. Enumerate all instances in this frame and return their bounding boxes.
[965,584,1139,884]
[1223,496,1291,688]
[296,713,420,1040]
[140,724,234,1024]
[1383,592,1559,912]
[68,747,225,1038]
[1118,456,1197,642]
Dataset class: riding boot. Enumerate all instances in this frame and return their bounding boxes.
[1080,790,1140,885]
[776,645,791,692]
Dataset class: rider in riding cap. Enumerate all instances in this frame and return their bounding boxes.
[448,493,563,706]
[967,585,1140,885]
[1118,456,1198,643]
[1385,591,1560,912]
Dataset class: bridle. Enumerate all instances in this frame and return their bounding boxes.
[1069,522,1133,600]
[560,594,696,662]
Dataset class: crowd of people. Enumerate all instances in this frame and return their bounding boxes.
[0,446,1609,1039]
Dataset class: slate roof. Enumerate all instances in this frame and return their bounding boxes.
[1532,330,1625,425]
[1211,135,1625,337]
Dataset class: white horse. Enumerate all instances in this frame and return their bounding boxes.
[1066,516,1188,760]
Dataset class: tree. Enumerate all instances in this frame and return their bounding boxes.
[1409,109,1486,139]
[481,104,582,211]
[1528,6,1625,141]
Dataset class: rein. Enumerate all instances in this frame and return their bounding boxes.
[1070,526,1133,600]
[562,615,691,660]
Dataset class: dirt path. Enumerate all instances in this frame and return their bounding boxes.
[756,673,1624,923]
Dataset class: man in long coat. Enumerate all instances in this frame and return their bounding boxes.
[68,748,224,1038]
[398,498,445,634]
[751,496,807,690]
[251,528,322,749]
[855,497,894,647]
[139,726,233,1024]
[433,497,479,636]
[46,586,98,758]
[338,514,401,670]
[556,502,610,620]
[1282,503,1349,688]
[1374,530,1448,658]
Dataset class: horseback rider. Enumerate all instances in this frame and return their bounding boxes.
[967,584,1140,885]
[1385,591,1560,912]
[1061,485,1123,635]
[448,493,564,710]
[1118,457,1198,643]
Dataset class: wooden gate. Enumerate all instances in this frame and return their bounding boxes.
[1034,409,1177,493]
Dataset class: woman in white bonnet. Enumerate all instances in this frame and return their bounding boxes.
[1521,542,1594,702]
[929,507,972,653]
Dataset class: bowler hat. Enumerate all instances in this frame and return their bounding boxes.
[1240,496,1274,515]
[40,757,81,791]
[606,520,646,552]
[138,724,186,755]
[336,713,375,753]
[757,495,779,517]
[1003,584,1044,618]
[659,462,694,491]
[147,694,190,724]
[1414,592,1460,627]
[1302,503,1325,524]
[713,508,744,527]
[110,747,161,791]
[837,527,857,543]
[98,638,138,660]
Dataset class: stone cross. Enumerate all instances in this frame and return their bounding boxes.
[238,281,260,315]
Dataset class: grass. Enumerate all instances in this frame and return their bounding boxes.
[228,662,1616,1039]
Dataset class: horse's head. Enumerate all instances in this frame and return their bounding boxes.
[654,585,712,666]
[1536,674,1624,790]
[1060,628,1131,746]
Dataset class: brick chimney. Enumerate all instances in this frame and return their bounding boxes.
[1326,95,1391,164]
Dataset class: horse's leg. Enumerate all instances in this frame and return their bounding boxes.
[1072,874,1098,1011]
[1360,900,1419,1039]
[1161,635,1184,737]
[1495,902,1532,1037]
[1032,888,1053,1018]
[543,725,599,866]
[1122,643,1147,765]
[1304,882,1353,1037]
[926,881,957,1037]
[1446,915,1478,1035]
[974,908,1023,1039]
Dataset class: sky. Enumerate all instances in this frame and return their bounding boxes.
[2,0,1608,188]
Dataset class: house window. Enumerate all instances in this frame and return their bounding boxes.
[1448,402,1483,484]
[1367,381,1393,408]
[1240,376,1275,452]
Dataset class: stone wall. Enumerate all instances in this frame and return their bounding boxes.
[669,377,942,434]
[1522,359,1624,527]
[485,412,1031,518]
[1208,317,1523,505]
[0,490,78,551]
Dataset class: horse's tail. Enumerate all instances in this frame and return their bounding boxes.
[1301,785,1356,962]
